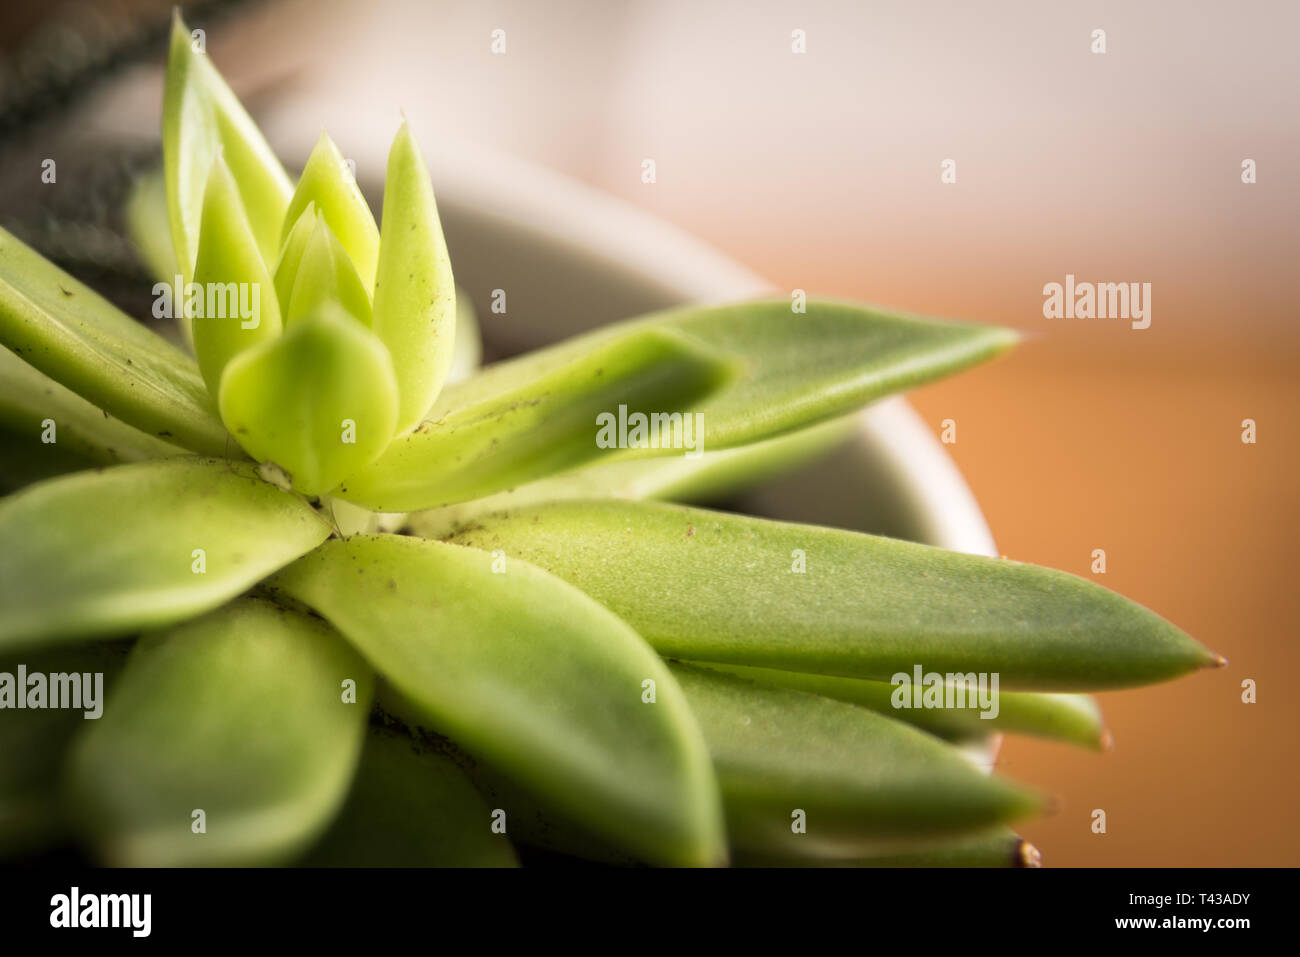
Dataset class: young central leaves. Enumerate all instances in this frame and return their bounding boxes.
[283,213,373,327]
[163,12,292,283]
[372,121,458,434]
[218,305,399,497]
[281,133,380,294]
[191,155,282,394]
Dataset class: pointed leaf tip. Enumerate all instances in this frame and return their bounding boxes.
[373,119,457,433]
[163,12,292,280]
[282,133,379,293]
[284,212,373,326]
[191,154,283,394]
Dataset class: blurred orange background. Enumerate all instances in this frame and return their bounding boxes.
[4,0,1297,864]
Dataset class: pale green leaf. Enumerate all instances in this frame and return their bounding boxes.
[0,227,229,454]
[0,458,331,653]
[0,346,185,478]
[272,203,316,312]
[339,299,1013,510]
[336,327,737,511]
[163,11,293,279]
[284,213,373,326]
[218,305,398,495]
[447,500,1222,690]
[191,155,283,394]
[407,414,854,539]
[372,122,457,432]
[281,133,380,292]
[270,534,727,867]
[430,298,1015,449]
[65,599,371,865]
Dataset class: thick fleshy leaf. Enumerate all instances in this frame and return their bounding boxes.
[670,664,1040,859]
[218,306,398,495]
[0,641,131,858]
[163,12,292,279]
[0,227,229,454]
[191,156,283,394]
[0,346,184,479]
[270,535,727,867]
[336,327,737,511]
[407,414,853,539]
[65,599,371,866]
[284,213,373,326]
[301,726,518,867]
[372,122,457,432]
[695,662,1106,749]
[272,203,316,312]
[0,458,331,653]
[281,133,380,292]
[447,500,1222,690]
[339,299,1013,510]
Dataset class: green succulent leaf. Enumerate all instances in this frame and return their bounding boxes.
[217,305,398,496]
[272,203,317,312]
[301,726,519,867]
[372,121,458,433]
[65,599,371,866]
[163,11,293,280]
[0,641,131,858]
[671,664,1040,859]
[284,213,373,326]
[191,156,283,394]
[0,346,185,477]
[695,662,1107,749]
[339,300,1012,510]
[336,327,738,511]
[447,499,1222,690]
[270,534,727,867]
[281,133,380,292]
[407,414,854,539]
[0,458,331,653]
[0,227,229,455]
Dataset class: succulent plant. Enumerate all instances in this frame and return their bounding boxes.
[0,15,1223,867]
